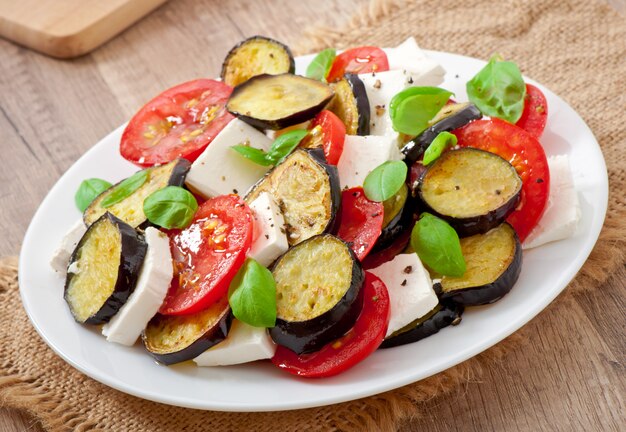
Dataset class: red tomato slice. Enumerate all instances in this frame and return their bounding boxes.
[309,110,345,165]
[454,118,550,242]
[327,46,390,82]
[159,195,253,315]
[362,228,411,270]
[337,187,384,261]
[271,271,390,378]
[516,84,548,139]
[120,79,235,167]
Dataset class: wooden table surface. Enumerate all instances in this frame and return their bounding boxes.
[1,0,624,431]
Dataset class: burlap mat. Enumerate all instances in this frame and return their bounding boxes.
[2,0,624,430]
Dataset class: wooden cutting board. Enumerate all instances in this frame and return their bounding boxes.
[0,0,168,58]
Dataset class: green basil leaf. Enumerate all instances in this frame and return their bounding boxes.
[389,87,453,135]
[410,213,465,277]
[466,54,526,123]
[231,145,272,166]
[75,178,112,212]
[143,186,198,229]
[100,169,149,208]
[363,160,408,202]
[423,131,457,165]
[265,129,308,164]
[306,48,336,82]
[228,258,277,328]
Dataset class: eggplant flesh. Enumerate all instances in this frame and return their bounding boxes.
[402,102,482,165]
[142,296,232,365]
[380,301,463,349]
[438,223,522,306]
[419,148,522,237]
[64,212,147,324]
[245,148,340,246]
[220,36,295,87]
[270,234,365,354]
[84,158,190,228]
[227,73,333,130]
[327,74,370,135]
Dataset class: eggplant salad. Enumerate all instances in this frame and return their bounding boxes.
[50,35,581,378]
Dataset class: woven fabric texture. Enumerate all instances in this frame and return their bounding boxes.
[1,0,624,430]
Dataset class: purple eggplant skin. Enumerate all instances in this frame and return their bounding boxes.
[438,227,522,306]
[402,103,482,165]
[269,235,365,355]
[65,212,147,325]
[380,301,464,349]
[344,73,371,136]
[143,305,233,366]
[372,191,416,252]
[227,73,334,130]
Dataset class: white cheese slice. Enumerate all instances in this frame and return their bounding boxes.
[194,319,276,366]
[336,134,403,190]
[248,192,289,267]
[369,253,439,337]
[386,36,446,81]
[50,219,86,275]
[185,118,272,198]
[102,227,173,346]
[523,154,581,249]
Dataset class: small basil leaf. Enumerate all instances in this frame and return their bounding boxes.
[75,178,112,212]
[143,186,198,229]
[100,169,149,208]
[306,48,336,82]
[231,145,273,166]
[410,213,465,277]
[363,160,408,202]
[423,131,457,165]
[389,87,453,135]
[228,258,277,328]
[265,129,308,164]
[466,54,526,123]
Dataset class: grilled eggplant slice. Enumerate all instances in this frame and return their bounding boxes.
[270,234,365,354]
[143,296,232,365]
[84,158,190,228]
[227,73,333,130]
[221,36,295,87]
[438,223,522,305]
[380,301,463,348]
[327,74,370,135]
[64,213,147,324]
[419,148,522,237]
[374,183,413,251]
[402,102,482,165]
[245,148,340,246]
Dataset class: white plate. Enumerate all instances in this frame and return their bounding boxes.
[19,50,608,411]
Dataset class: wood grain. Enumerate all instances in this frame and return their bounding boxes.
[0,0,624,431]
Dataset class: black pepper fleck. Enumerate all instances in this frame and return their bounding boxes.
[403,265,413,274]
[536,178,544,183]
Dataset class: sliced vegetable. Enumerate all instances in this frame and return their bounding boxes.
[516,83,548,139]
[438,223,522,305]
[228,258,276,328]
[143,295,232,365]
[454,118,550,241]
[418,148,522,237]
[227,73,334,130]
[327,46,389,82]
[362,229,411,270]
[64,213,147,324]
[389,87,453,136]
[327,74,370,135]
[84,158,191,228]
[245,149,340,246]
[401,102,482,165]
[336,187,384,261]
[221,36,295,87]
[271,271,390,378]
[143,186,198,229]
[270,234,365,354]
[374,183,413,251]
[306,48,336,82]
[159,194,254,316]
[120,79,234,167]
[299,110,346,165]
[75,178,112,212]
[410,213,466,277]
[363,160,408,202]
[466,54,526,124]
[380,301,463,348]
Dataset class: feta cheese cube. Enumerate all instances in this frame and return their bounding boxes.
[248,192,289,267]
